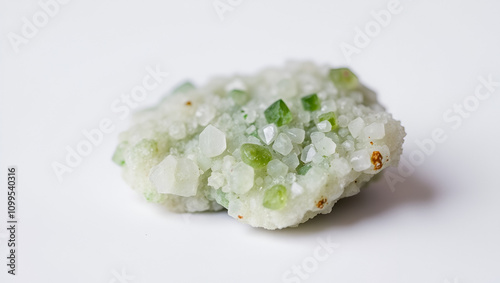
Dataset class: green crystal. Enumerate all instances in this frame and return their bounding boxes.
[297,164,311,175]
[112,141,128,166]
[263,184,288,210]
[240,143,272,169]
[318,112,338,130]
[264,99,293,127]
[229,89,249,105]
[301,94,321,112]
[249,130,259,139]
[172,81,195,94]
[216,190,229,209]
[329,68,359,90]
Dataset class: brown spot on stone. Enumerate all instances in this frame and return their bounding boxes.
[370,141,373,145]
[316,198,327,209]
[185,101,192,106]
[238,215,243,219]
[371,151,383,170]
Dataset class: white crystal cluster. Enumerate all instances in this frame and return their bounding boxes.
[113,62,406,229]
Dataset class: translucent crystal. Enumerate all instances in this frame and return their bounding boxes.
[229,89,249,106]
[285,128,305,144]
[267,159,288,178]
[342,140,355,152]
[282,153,299,169]
[321,99,337,112]
[348,117,365,138]
[338,127,349,137]
[301,144,317,163]
[298,111,311,123]
[290,182,304,198]
[150,155,200,197]
[245,125,256,135]
[199,125,227,157]
[229,162,254,194]
[258,124,278,145]
[350,149,371,171]
[243,109,257,123]
[312,152,324,164]
[301,93,321,111]
[150,155,176,194]
[240,143,272,169]
[317,120,332,132]
[174,159,201,193]
[208,172,225,189]
[195,104,216,126]
[246,135,261,145]
[272,133,293,155]
[318,112,338,130]
[331,158,351,177]
[211,159,222,171]
[297,164,312,175]
[363,122,385,140]
[222,155,235,171]
[215,190,229,208]
[264,99,293,127]
[215,113,233,131]
[263,185,288,210]
[196,154,212,171]
[337,115,349,128]
[310,132,325,144]
[314,136,336,156]
[329,68,359,90]
[286,173,296,183]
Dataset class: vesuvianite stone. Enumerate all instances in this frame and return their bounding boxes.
[329,68,359,90]
[297,164,312,175]
[264,99,293,127]
[240,143,272,169]
[318,112,338,130]
[216,190,229,209]
[229,89,249,105]
[263,184,288,210]
[114,62,407,230]
[301,94,321,111]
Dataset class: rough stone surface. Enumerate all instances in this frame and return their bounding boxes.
[114,62,406,229]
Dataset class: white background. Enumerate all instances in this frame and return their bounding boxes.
[1,0,500,282]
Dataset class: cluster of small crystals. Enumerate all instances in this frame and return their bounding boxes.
[113,62,406,229]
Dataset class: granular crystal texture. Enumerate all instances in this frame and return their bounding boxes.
[113,62,406,229]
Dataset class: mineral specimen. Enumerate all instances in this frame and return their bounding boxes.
[113,62,406,229]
